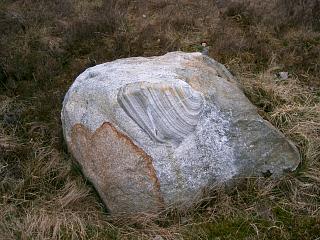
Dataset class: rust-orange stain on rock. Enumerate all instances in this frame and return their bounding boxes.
[70,122,164,213]
[100,122,165,207]
[182,58,215,95]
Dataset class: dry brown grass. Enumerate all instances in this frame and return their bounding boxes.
[1,0,320,239]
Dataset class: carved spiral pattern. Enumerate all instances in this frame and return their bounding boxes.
[117,81,204,144]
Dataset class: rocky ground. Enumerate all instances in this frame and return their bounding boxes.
[0,0,319,239]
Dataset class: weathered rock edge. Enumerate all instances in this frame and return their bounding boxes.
[70,122,165,213]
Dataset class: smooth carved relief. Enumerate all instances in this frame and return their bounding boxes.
[117,81,204,144]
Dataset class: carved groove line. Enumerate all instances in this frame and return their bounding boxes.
[117,81,204,144]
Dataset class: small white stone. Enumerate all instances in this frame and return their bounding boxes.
[278,71,289,80]
[153,236,163,240]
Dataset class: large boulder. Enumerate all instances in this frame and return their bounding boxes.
[61,52,300,214]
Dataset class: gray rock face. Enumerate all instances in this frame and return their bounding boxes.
[61,52,300,214]
[117,81,204,144]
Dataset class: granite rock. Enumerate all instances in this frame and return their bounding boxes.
[61,52,300,214]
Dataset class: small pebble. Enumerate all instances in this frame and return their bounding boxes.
[278,71,288,80]
[153,235,163,240]
[3,113,18,125]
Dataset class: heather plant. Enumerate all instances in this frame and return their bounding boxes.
[0,0,319,239]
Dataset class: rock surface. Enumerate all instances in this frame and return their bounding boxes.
[61,52,300,214]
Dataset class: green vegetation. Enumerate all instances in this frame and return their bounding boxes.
[0,0,319,239]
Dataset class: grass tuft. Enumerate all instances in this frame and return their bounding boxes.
[0,0,320,239]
